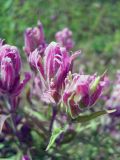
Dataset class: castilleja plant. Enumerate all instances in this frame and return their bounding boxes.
[63,72,108,118]
[22,22,115,153]
[0,43,31,102]
[31,41,80,104]
[23,21,47,71]
[0,21,116,159]
[0,40,31,159]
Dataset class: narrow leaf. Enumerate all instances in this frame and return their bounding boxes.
[72,109,116,123]
[0,151,22,160]
[46,127,64,151]
[24,106,47,121]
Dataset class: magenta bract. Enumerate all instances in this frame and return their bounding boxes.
[0,43,31,97]
[22,155,30,160]
[63,72,107,118]
[24,21,46,56]
[55,28,74,51]
[32,42,80,104]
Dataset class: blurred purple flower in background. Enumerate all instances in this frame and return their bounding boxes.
[55,28,74,51]
[31,41,80,104]
[0,43,31,99]
[106,70,120,116]
[22,155,30,160]
[63,72,107,118]
[23,21,46,57]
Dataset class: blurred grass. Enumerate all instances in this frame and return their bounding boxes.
[0,0,120,73]
[0,0,120,52]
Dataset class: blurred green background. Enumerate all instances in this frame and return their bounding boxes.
[1,0,120,55]
[1,0,120,75]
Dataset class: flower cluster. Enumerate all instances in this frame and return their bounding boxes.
[63,72,107,118]
[24,21,46,70]
[0,19,113,159]
[24,21,46,56]
[0,40,31,111]
[55,28,74,51]
[0,43,30,99]
[31,41,80,104]
[23,21,108,118]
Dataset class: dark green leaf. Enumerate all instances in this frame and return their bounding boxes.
[0,151,22,160]
[72,109,116,123]
[24,107,47,121]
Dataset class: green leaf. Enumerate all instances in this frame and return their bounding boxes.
[0,114,10,134]
[16,151,23,160]
[90,76,100,93]
[46,127,64,151]
[0,151,22,160]
[3,0,13,10]
[24,106,47,121]
[72,109,116,123]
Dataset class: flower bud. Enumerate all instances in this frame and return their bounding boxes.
[55,28,74,50]
[22,155,30,160]
[24,21,45,56]
[0,44,21,74]
[0,43,31,97]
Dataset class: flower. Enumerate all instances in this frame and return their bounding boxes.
[63,72,107,118]
[22,155,30,160]
[28,48,41,70]
[0,43,31,98]
[23,21,46,56]
[55,28,74,51]
[32,41,80,104]
[106,70,120,116]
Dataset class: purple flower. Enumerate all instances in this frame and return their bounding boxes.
[0,43,31,98]
[22,155,30,160]
[55,28,74,51]
[106,70,120,116]
[28,48,41,70]
[32,42,80,104]
[23,21,46,56]
[63,72,107,118]
[100,115,120,140]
